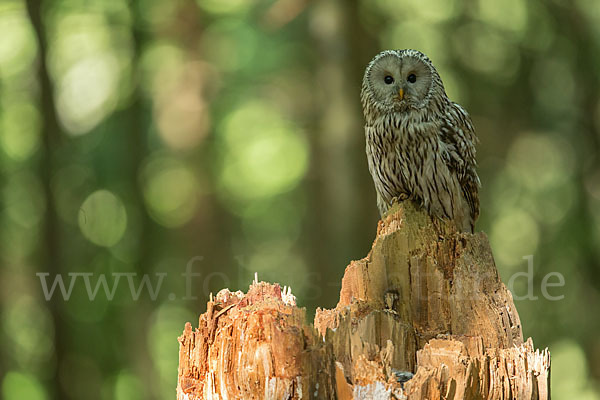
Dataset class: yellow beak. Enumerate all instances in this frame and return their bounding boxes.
[398,88,404,100]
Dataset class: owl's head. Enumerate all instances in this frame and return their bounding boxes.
[362,49,445,115]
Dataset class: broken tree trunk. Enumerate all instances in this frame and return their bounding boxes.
[176,202,550,399]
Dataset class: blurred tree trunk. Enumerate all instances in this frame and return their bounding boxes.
[25,1,66,399]
[124,1,160,397]
[176,202,550,399]
[307,0,379,309]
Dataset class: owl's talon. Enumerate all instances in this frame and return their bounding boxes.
[390,194,409,206]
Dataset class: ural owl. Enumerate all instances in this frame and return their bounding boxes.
[361,49,480,232]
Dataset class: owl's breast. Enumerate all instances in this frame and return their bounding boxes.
[365,112,447,208]
[365,116,408,204]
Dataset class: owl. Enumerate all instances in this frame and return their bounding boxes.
[361,49,480,232]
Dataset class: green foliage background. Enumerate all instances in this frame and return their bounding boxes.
[1,0,599,398]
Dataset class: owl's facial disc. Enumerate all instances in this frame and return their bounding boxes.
[367,53,433,111]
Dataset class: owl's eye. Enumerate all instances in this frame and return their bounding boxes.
[384,75,394,84]
[407,74,417,83]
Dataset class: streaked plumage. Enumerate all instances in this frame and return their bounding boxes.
[361,49,480,232]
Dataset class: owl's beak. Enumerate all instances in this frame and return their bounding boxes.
[397,88,404,101]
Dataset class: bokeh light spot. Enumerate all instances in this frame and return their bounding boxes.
[0,101,41,161]
[79,190,128,247]
[114,370,143,400]
[2,372,47,400]
[490,208,539,270]
[142,155,199,228]
[56,53,120,135]
[218,101,309,202]
[140,42,185,95]
[551,339,600,399]
[0,7,37,78]
[154,62,211,150]
[476,0,528,38]
[2,296,54,368]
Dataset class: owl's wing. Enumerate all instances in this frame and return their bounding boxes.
[440,102,481,224]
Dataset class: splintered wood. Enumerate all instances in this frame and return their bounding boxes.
[177,284,335,399]
[177,202,550,399]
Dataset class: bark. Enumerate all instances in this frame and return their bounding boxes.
[176,202,550,399]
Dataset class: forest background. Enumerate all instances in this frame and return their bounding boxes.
[1,0,600,399]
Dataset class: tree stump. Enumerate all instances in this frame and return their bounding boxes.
[176,202,550,399]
